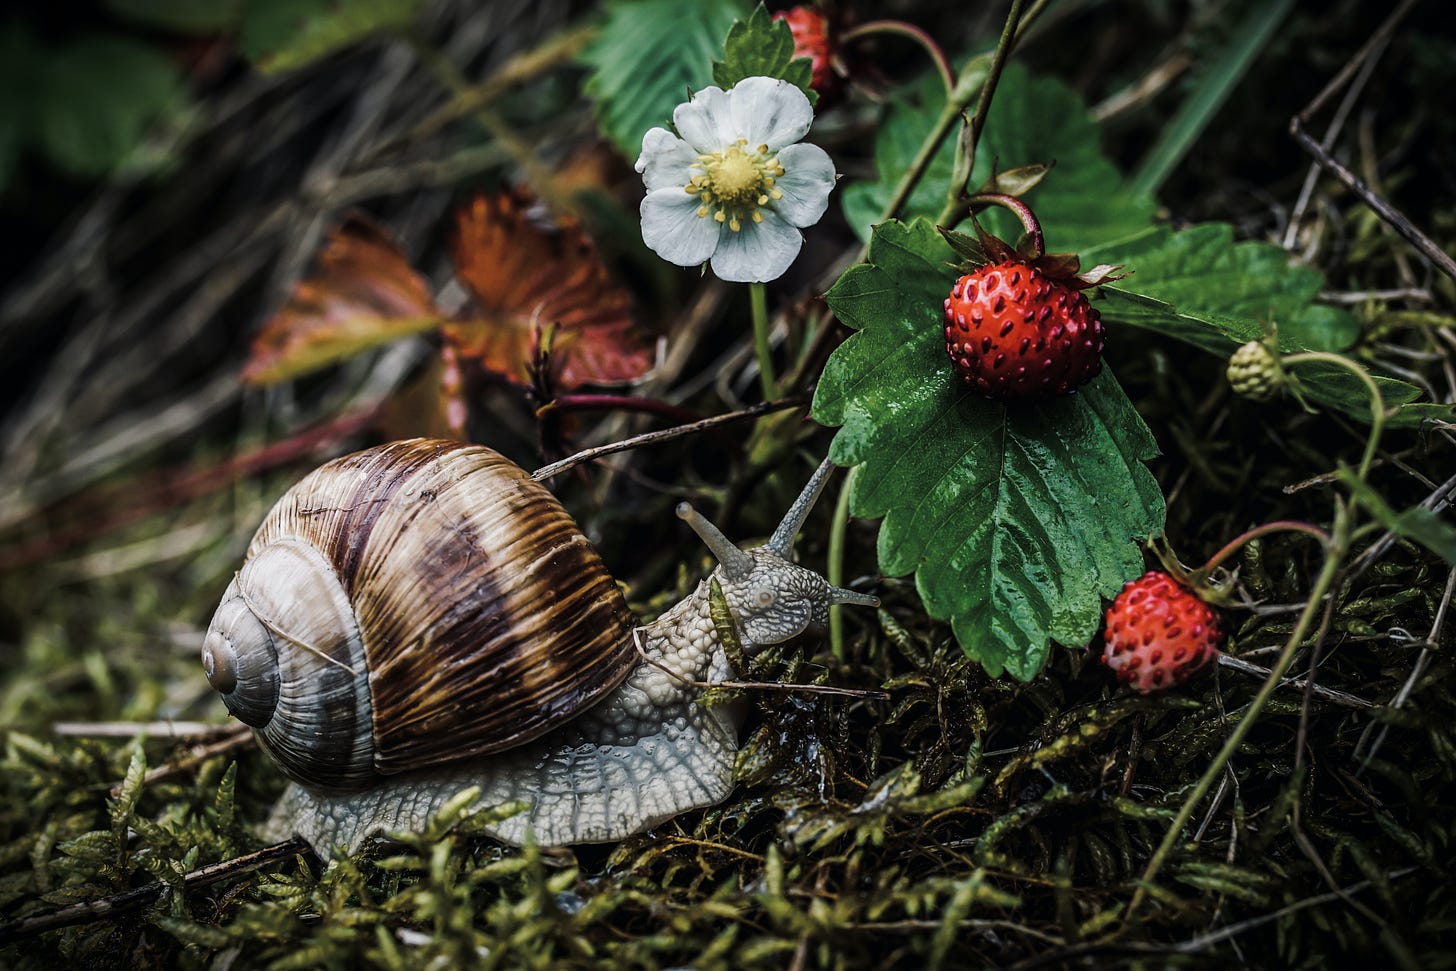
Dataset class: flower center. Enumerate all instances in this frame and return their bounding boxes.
[684,139,786,232]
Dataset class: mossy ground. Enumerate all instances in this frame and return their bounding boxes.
[3,0,1456,967]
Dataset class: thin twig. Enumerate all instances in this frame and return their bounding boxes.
[0,838,310,946]
[631,629,888,702]
[529,395,810,481]
[1215,653,1373,709]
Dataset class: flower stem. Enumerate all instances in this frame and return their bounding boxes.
[940,0,1028,225]
[841,20,956,97]
[1199,520,1332,574]
[1282,351,1387,480]
[750,282,777,401]
[962,192,1045,257]
[828,464,856,661]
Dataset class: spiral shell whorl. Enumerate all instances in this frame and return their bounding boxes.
[202,439,637,791]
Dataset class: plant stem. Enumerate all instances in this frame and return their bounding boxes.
[1200,520,1332,574]
[536,395,702,425]
[1282,351,1387,479]
[828,465,856,661]
[962,192,1045,257]
[841,20,956,97]
[751,282,777,401]
[941,0,1028,225]
[1126,508,1349,921]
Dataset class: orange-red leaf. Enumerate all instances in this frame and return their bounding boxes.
[244,218,444,385]
[445,191,652,390]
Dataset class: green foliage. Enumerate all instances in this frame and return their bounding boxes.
[1129,0,1296,196]
[711,3,816,102]
[9,32,186,183]
[1088,225,1452,426]
[240,0,425,74]
[581,0,748,158]
[1338,470,1456,566]
[841,64,1157,249]
[812,219,1164,678]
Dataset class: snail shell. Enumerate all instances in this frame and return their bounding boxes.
[201,439,636,791]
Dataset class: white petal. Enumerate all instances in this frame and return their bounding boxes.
[673,85,737,153]
[729,77,813,152]
[710,209,802,283]
[641,187,721,267]
[770,143,836,227]
[636,128,698,191]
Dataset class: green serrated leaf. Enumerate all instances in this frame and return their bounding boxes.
[711,3,815,102]
[37,35,185,178]
[841,64,1156,250]
[241,0,423,74]
[1338,468,1456,566]
[582,0,748,159]
[813,218,1164,678]
[1086,224,1451,427]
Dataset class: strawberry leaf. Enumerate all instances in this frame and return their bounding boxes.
[1336,469,1456,567]
[712,3,816,102]
[1088,224,1452,427]
[582,0,748,159]
[813,219,1164,679]
[244,218,443,385]
[446,191,653,390]
[841,65,1156,251]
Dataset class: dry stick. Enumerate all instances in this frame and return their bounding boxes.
[52,722,233,739]
[108,725,255,799]
[1290,119,1456,283]
[629,629,888,702]
[1352,565,1456,767]
[529,395,809,482]
[1281,30,1391,250]
[1174,867,1418,954]
[1215,653,1374,709]
[1286,0,1455,282]
[0,837,309,946]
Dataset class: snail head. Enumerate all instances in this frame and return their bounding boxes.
[676,459,878,647]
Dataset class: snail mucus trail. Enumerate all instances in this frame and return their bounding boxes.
[200,439,877,856]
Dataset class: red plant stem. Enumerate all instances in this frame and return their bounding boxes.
[841,20,956,95]
[964,192,1044,258]
[536,395,702,426]
[1200,520,1332,574]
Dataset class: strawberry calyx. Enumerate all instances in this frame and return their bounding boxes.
[939,193,1127,292]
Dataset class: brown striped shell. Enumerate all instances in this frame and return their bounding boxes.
[200,439,637,791]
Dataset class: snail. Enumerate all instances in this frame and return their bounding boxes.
[201,438,877,855]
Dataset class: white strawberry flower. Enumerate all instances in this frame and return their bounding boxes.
[635,76,836,283]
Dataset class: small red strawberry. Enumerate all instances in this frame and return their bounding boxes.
[940,194,1120,402]
[774,7,841,102]
[1102,571,1224,694]
[944,260,1105,400]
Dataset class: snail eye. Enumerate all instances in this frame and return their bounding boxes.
[754,587,776,608]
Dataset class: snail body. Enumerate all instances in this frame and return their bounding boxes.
[202,439,875,855]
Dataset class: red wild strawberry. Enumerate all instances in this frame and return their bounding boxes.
[943,260,1106,401]
[1102,571,1224,694]
[774,7,840,102]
